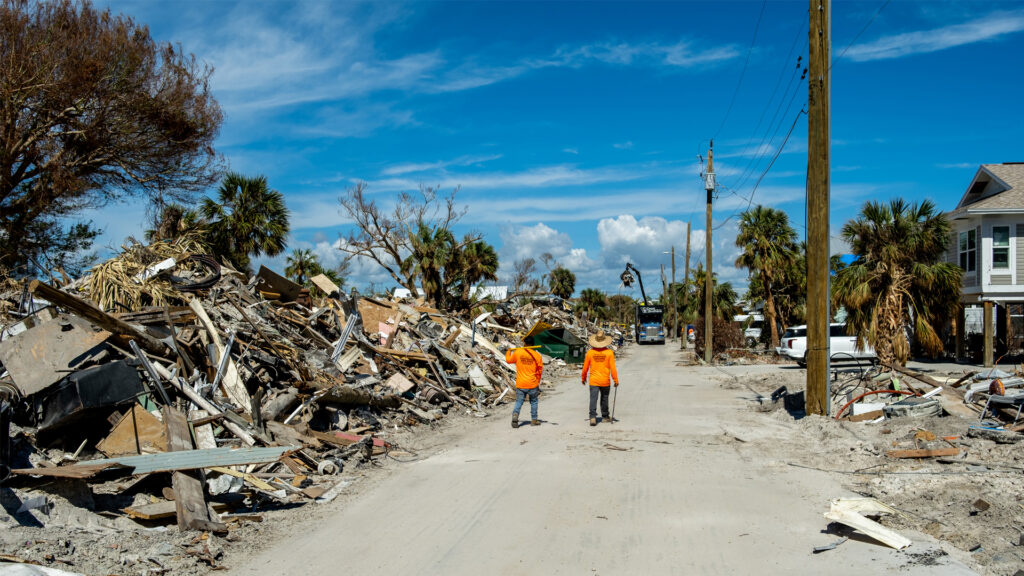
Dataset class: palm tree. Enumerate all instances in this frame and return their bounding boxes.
[202,173,289,272]
[404,222,455,306]
[576,288,608,320]
[549,266,576,299]
[145,203,205,244]
[455,238,499,302]
[833,199,962,366]
[735,205,799,349]
[684,263,739,322]
[285,248,321,286]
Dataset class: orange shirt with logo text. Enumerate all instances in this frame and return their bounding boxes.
[582,348,618,386]
[505,348,543,389]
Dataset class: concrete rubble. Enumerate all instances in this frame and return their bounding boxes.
[0,240,613,573]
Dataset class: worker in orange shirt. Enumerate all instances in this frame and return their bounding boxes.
[505,345,543,428]
[581,330,619,426]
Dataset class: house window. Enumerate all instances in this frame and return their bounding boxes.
[959,230,976,273]
[993,226,1010,270]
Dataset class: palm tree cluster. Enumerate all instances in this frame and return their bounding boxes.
[284,248,347,291]
[832,199,961,365]
[575,288,609,320]
[146,172,291,274]
[399,221,500,310]
[675,263,739,324]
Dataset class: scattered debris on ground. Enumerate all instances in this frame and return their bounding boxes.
[0,240,614,573]
[725,360,1024,576]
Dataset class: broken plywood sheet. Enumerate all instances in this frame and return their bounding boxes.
[0,314,110,396]
[383,373,415,395]
[255,265,303,302]
[310,274,341,297]
[97,405,167,456]
[357,299,401,337]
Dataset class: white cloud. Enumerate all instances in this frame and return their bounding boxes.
[548,40,740,69]
[380,154,503,176]
[562,148,579,155]
[596,215,692,270]
[365,163,644,193]
[613,141,634,150]
[497,223,596,278]
[846,10,1024,61]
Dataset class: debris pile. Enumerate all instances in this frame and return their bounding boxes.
[0,242,607,572]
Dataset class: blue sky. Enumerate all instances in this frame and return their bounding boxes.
[87,0,1024,297]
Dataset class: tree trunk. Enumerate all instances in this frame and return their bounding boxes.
[765,289,780,349]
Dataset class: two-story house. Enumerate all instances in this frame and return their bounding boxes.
[946,162,1024,366]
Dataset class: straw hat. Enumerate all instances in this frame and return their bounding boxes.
[589,330,613,348]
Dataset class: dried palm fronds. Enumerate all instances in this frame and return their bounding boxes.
[86,234,210,312]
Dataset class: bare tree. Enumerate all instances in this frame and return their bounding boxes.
[0,0,223,274]
[510,257,537,293]
[337,183,472,296]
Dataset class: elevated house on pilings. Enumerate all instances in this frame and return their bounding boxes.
[946,162,1024,366]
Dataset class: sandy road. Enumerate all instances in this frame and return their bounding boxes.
[230,344,975,575]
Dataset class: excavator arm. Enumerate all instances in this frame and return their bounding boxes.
[620,263,649,305]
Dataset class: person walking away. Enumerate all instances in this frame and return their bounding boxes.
[505,345,543,428]
[581,330,619,426]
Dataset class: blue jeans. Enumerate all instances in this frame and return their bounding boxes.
[513,388,539,420]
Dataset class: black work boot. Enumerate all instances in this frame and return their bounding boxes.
[512,413,519,429]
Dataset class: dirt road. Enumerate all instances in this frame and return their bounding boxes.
[230,344,976,575]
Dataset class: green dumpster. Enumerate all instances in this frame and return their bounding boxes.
[524,325,587,364]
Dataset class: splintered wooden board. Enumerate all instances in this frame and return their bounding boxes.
[885,447,960,459]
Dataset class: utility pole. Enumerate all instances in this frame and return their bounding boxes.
[683,221,691,350]
[704,143,715,363]
[806,0,831,415]
[671,245,677,341]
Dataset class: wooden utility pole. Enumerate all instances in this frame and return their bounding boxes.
[671,245,677,341]
[806,0,831,415]
[704,144,715,363]
[683,221,691,350]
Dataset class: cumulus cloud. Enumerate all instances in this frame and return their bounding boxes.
[498,223,595,276]
[596,215,693,269]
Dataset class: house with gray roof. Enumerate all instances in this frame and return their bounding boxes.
[946,162,1024,365]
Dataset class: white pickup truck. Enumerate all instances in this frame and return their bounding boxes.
[777,323,878,366]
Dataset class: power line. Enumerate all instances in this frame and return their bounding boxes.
[731,17,807,169]
[730,46,808,192]
[831,0,891,71]
[714,0,768,138]
[732,66,807,193]
[713,107,807,231]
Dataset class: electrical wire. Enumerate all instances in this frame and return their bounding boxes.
[714,0,768,139]
[830,0,892,71]
[729,20,808,188]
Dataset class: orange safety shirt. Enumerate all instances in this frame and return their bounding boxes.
[505,348,543,389]
[581,347,618,386]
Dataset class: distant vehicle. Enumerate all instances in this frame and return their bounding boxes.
[777,323,878,366]
[734,313,764,347]
[636,304,666,345]
[619,262,665,345]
